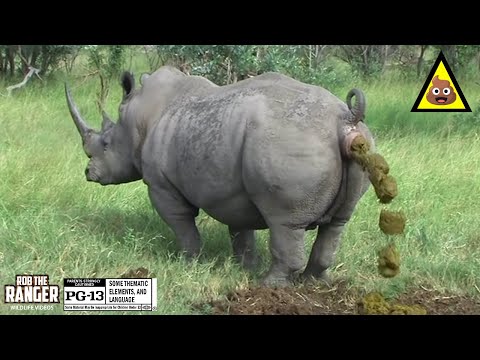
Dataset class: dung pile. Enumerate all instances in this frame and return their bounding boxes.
[358,292,427,315]
[350,134,406,278]
[350,135,398,204]
[379,209,406,235]
[377,242,400,278]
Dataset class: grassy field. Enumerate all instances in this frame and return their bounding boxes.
[1,63,480,315]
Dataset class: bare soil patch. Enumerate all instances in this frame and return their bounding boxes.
[204,281,480,315]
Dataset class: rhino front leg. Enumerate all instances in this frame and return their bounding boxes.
[148,186,201,258]
[229,227,258,271]
[262,225,305,287]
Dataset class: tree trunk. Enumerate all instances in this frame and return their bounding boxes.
[313,45,319,69]
[362,45,370,75]
[31,47,40,69]
[19,46,30,75]
[382,45,389,73]
[417,45,428,77]
[440,45,457,72]
[41,46,50,76]
[313,45,328,69]
[256,46,266,62]
[0,49,4,74]
[308,45,313,69]
[7,46,16,77]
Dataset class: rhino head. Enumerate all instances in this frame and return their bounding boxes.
[65,72,142,186]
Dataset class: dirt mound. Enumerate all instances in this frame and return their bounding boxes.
[208,282,356,315]
[395,289,480,315]
[204,282,480,315]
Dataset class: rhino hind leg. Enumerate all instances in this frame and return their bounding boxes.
[147,186,202,258]
[229,227,258,270]
[302,219,346,285]
[303,160,370,284]
[262,224,306,287]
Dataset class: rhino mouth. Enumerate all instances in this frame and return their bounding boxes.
[87,175,108,186]
[435,97,448,104]
[85,169,100,184]
[86,174,97,182]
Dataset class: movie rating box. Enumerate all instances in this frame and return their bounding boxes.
[63,278,157,311]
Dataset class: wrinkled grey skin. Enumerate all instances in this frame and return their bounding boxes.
[65,66,375,286]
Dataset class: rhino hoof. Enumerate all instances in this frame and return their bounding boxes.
[180,249,201,262]
[261,274,293,288]
[300,270,332,287]
[238,254,260,272]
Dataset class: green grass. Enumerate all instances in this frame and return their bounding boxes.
[1,66,480,315]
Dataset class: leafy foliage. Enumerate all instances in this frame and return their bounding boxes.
[2,45,480,93]
[85,45,127,112]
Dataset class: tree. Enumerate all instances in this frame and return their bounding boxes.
[86,45,127,112]
[438,45,458,72]
[0,45,82,78]
[336,45,386,78]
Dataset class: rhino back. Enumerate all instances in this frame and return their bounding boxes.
[141,75,350,226]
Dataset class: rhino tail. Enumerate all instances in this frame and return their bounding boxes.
[340,88,368,159]
[346,88,366,125]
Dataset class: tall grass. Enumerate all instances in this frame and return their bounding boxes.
[1,61,479,315]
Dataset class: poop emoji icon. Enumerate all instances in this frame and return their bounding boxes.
[426,76,456,105]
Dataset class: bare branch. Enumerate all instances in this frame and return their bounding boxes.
[71,70,100,89]
[6,66,40,96]
[96,72,110,113]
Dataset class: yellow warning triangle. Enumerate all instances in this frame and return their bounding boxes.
[411,51,471,112]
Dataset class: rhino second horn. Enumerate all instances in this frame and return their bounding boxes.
[101,111,115,131]
[65,83,92,137]
[140,73,150,86]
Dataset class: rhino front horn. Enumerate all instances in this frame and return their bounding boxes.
[65,83,92,138]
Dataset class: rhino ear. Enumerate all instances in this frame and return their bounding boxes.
[140,73,150,86]
[121,71,135,99]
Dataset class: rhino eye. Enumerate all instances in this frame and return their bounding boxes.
[102,138,110,151]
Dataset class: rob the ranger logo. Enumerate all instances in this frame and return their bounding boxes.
[4,275,60,304]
